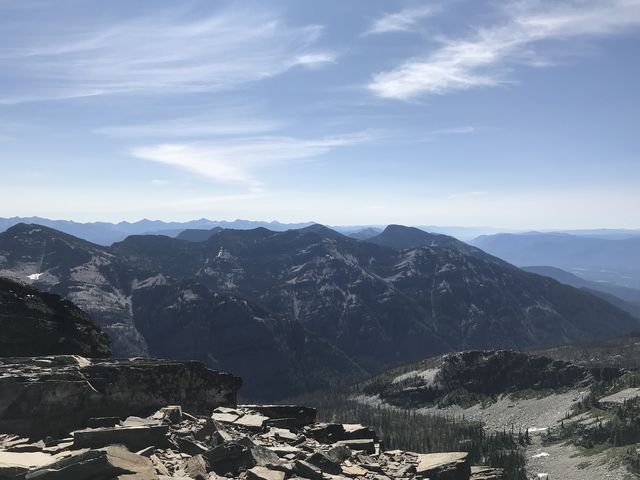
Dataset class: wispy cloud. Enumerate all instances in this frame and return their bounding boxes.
[293,52,338,68]
[366,6,441,35]
[96,105,281,138]
[0,6,334,104]
[129,132,373,187]
[369,0,640,99]
[409,126,476,143]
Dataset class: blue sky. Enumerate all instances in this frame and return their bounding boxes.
[0,0,639,228]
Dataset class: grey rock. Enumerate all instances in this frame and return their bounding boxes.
[151,406,182,425]
[293,460,323,480]
[335,439,376,454]
[204,442,254,475]
[306,451,341,474]
[0,355,241,437]
[240,406,316,428]
[24,445,155,480]
[185,454,208,480]
[416,452,470,480]
[326,444,351,463]
[246,466,286,480]
[72,425,170,451]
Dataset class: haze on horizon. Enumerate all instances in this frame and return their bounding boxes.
[1,0,639,229]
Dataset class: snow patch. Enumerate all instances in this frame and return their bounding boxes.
[27,273,43,280]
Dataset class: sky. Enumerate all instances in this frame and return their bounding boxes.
[0,0,639,229]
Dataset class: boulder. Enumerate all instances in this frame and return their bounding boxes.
[184,454,208,480]
[306,451,341,474]
[293,460,323,480]
[326,444,351,463]
[240,406,317,428]
[305,423,346,443]
[72,425,170,450]
[416,452,470,480]
[204,442,254,475]
[151,406,182,425]
[342,424,378,441]
[233,414,269,431]
[0,356,241,437]
[336,439,376,454]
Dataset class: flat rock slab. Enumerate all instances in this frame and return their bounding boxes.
[73,425,169,450]
[24,445,155,480]
[336,439,376,454]
[416,452,470,480]
[0,451,57,477]
[240,405,317,427]
[247,465,286,480]
[342,464,368,476]
[212,413,241,424]
[234,414,269,430]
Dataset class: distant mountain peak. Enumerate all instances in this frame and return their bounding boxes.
[368,224,460,250]
[297,223,344,238]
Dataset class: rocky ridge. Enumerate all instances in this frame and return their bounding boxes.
[0,277,110,357]
[0,397,502,480]
[0,356,502,480]
[358,350,611,409]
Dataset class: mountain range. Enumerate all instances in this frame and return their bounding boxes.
[471,232,640,289]
[0,217,316,246]
[1,222,638,400]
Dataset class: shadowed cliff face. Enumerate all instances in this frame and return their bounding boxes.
[0,276,110,357]
[0,355,240,437]
[0,223,638,400]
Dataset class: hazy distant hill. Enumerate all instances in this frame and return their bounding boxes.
[347,227,382,240]
[522,266,640,319]
[0,217,315,246]
[1,223,638,399]
[471,232,640,289]
[177,227,223,242]
[366,225,498,262]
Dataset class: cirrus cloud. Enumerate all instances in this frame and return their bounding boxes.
[0,6,336,104]
[369,0,640,99]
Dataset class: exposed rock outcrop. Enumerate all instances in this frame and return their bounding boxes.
[0,356,241,437]
[0,403,500,480]
[363,350,600,409]
[0,277,110,357]
[0,357,502,480]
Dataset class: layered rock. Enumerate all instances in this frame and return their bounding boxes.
[0,403,502,480]
[0,356,241,437]
[0,277,110,357]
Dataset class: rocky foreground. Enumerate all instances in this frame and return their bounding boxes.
[0,356,502,480]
